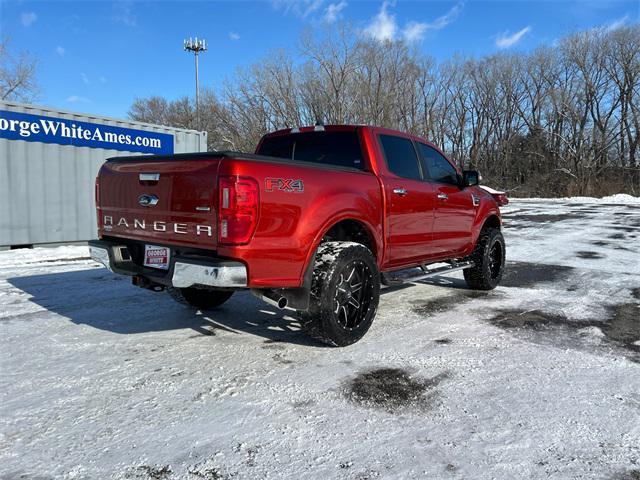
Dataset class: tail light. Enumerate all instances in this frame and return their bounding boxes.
[218,175,260,245]
[492,193,509,206]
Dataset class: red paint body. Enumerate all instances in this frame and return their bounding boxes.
[95,125,502,288]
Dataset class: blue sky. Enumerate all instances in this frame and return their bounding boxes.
[1,0,638,119]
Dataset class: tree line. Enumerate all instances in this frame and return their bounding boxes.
[2,26,638,197]
[122,26,640,196]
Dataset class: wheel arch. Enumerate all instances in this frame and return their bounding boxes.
[321,219,379,255]
[302,217,382,282]
[481,214,501,231]
[470,212,502,251]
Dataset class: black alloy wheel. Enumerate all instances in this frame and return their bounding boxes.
[300,241,380,346]
[463,227,506,290]
[488,240,504,279]
[333,260,375,330]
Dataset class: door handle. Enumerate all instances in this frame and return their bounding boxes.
[393,188,408,196]
[437,193,448,200]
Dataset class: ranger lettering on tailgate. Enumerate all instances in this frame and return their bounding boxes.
[103,216,213,236]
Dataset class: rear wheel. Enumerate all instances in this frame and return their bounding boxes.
[463,228,505,290]
[300,241,380,347]
[167,287,234,310]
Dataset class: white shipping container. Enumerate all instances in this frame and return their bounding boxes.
[0,101,207,247]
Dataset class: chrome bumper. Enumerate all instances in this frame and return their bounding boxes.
[172,260,247,288]
[89,242,247,288]
[89,245,112,271]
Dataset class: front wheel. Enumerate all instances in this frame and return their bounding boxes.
[300,241,380,347]
[463,228,505,290]
[167,287,234,310]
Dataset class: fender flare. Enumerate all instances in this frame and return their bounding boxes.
[472,211,502,245]
[301,214,382,282]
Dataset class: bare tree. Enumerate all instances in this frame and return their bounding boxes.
[128,96,170,125]
[0,37,39,102]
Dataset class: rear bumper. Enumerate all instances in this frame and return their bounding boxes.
[88,239,247,289]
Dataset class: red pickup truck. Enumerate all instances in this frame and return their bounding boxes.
[89,125,506,346]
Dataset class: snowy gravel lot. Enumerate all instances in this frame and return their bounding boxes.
[1,197,639,480]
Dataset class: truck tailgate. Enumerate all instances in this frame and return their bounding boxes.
[97,157,221,248]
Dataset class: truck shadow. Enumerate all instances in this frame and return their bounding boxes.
[8,267,474,347]
[6,268,324,347]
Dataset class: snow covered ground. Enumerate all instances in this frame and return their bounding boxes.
[1,198,639,480]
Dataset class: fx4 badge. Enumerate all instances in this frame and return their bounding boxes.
[265,177,304,193]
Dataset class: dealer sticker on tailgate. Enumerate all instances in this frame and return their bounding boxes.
[144,245,170,270]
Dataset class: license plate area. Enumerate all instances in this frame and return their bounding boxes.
[143,245,170,270]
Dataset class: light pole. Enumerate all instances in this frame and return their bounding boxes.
[183,37,207,131]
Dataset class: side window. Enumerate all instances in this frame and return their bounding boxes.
[417,143,458,185]
[379,135,422,180]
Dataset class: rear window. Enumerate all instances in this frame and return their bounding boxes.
[256,131,365,170]
[379,134,422,180]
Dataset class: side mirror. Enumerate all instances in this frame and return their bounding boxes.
[463,170,480,187]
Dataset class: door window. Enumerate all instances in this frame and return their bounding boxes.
[418,143,458,185]
[379,135,422,180]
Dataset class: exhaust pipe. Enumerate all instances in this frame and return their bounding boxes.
[252,289,288,310]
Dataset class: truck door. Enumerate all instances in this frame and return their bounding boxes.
[416,143,475,256]
[378,134,436,267]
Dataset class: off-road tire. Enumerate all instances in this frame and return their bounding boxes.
[300,241,380,347]
[463,227,505,290]
[167,287,234,310]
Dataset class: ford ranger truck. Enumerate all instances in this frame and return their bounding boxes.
[89,125,506,346]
